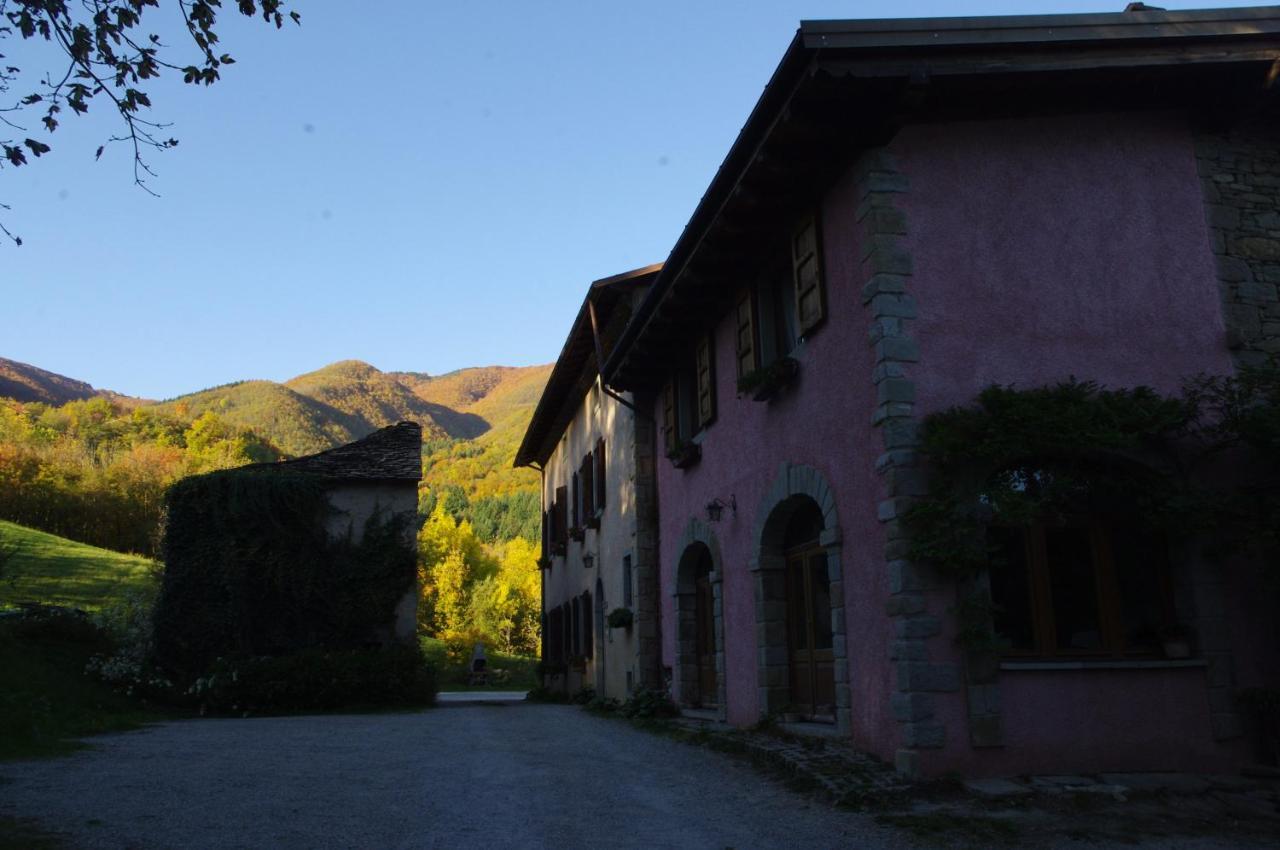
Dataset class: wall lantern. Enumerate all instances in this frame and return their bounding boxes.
[706,495,737,523]
[582,551,595,570]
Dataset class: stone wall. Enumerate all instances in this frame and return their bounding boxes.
[1195,111,1280,369]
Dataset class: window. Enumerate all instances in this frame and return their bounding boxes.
[582,590,593,659]
[594,439,606,512]
[734,212,826,378]
[570,597,581,658]
[551,486,568,553]
[622,555,633,608]
[663,334,716,453]
[987,522,1176,658]
[580,452,596,526]
[572,472,581,531]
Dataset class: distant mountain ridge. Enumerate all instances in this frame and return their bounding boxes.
[0,357,552,469]
[0,357,140,407]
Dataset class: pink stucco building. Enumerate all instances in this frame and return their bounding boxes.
[592,7,1280,778]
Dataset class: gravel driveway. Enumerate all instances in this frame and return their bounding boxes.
[1,702,910,850]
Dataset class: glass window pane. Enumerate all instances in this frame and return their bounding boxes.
[809,553,832,651]
[1045,527,1103,651]
[1110,526,1169,652]
[987,527,1035,651]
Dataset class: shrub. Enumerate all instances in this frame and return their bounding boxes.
[571,686,596,705]
[606,607,634,630]
[4,604,108,649]
[186,645,436,715]
[620,687,679,720]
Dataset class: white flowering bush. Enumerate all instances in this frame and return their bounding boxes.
[85,579,176,700]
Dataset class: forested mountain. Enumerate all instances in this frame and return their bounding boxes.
[0,357,139,407]
[0,357,553,551]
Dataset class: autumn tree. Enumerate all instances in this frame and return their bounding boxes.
[1,0,299,244]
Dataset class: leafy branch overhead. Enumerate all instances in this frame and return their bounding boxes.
[0,0,299,244]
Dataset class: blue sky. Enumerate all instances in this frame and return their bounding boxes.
[1,0,1261,398]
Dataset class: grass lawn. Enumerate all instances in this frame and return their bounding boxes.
[0,520,158,613]
[0,617,166,761]
[420,636,539,692]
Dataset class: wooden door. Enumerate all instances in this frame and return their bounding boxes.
[787,547,834,719]
[694,562,717,707]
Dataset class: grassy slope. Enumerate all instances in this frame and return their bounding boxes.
[0,521,157,612]
[0,522,165,765]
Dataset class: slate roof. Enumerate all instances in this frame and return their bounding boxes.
[247,421,422,481]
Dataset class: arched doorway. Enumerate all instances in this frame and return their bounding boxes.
[783,502,834,720]
[675,541,721,710]
[752,463,850,731]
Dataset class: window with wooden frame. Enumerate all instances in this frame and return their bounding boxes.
[573,472,580,529]
[552,486,568,554]
[987,521,1177,658]
[593,439,606,512]
[735,212,825,380]
[662,334,716,452]
[580,452,597,528]
[791,212,825,335]
[622,554,633,608]
[571,596,582,658]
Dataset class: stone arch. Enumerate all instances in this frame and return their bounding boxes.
[751,463,850,732]
[672,517,727,720]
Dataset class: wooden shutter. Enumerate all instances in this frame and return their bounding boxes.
[792,213,825,334]
[696,334,716,428]
[594,439,606,511]
[663,380,677,452]
[582,590,593,659]
[735,289,757,378]
[581,454,594,519]
[572,472,580,529]
[541,510,549,554]
[554,486,568,543]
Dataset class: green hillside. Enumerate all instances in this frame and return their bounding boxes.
[412,365,552,500]
[0,520,157,612]
[284,360,456,440]
[153,379,361,457]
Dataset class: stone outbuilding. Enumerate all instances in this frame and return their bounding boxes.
[154,421,422,671]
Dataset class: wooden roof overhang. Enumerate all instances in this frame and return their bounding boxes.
[602,5,1280,391]
[514,264,662,469]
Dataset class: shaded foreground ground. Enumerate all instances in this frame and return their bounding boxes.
[1,703,1276,849]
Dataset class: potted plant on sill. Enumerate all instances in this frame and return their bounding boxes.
[606,607,634,631]
[569,525,585,542]
[737,357,800,402]
[666,440,701,469]
[1159,623,1194,659]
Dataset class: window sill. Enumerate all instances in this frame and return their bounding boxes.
[999,659,1208,672]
